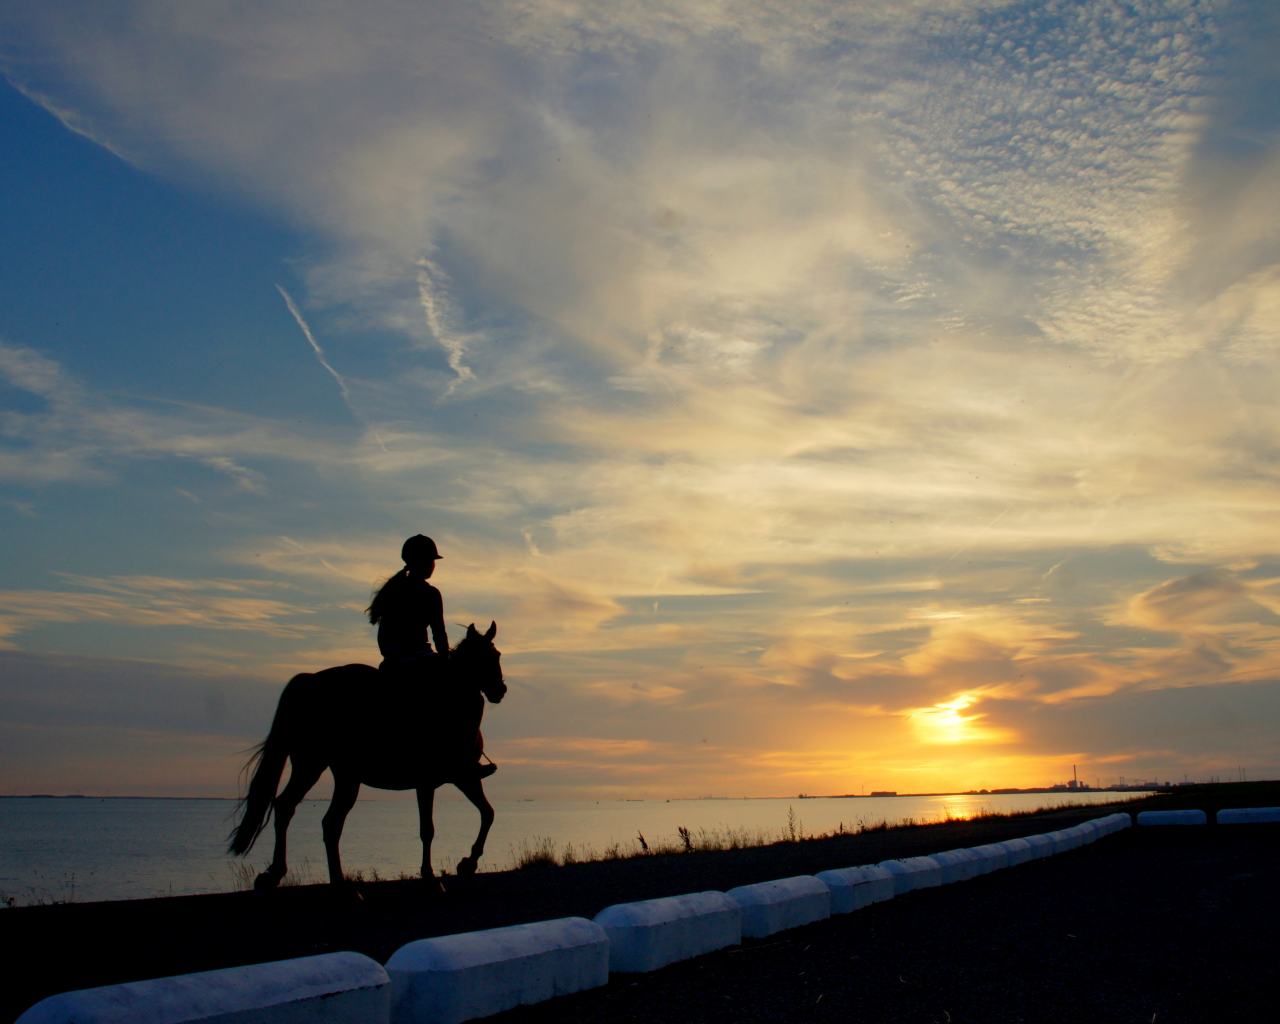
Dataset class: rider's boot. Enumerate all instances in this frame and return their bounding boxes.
[453,758,497,780]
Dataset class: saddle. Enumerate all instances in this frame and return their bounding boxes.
[375,656,492,780]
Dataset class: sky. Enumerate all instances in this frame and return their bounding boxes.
[1,0,1278,800]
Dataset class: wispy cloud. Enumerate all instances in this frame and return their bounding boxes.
[0,574,318,648]
[416,259,475,389]
[2,0,1279,794]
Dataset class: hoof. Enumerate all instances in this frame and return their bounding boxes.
[456,856,478,877]
[253,870,282,892]
[419,875,447,896]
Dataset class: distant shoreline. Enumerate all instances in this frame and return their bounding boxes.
[0,795,237,801]
[2,788,1159,801]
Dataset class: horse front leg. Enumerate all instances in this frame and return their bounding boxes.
[416,787,445,893]
[322,775,361,885]
[452,777,494,876]
[256,761,323,890]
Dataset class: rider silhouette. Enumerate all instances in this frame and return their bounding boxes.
[368,535,496,779]
[369,534,449,669]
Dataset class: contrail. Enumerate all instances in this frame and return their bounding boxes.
[276,285,352,406]
[930,503,1013,578]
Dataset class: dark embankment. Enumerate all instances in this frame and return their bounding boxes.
[1,784,1274,1023]
[498,815,1280,1024]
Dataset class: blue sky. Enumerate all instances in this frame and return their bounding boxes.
[2,0,1279,799]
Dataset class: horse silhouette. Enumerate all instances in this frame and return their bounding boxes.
[227,621,506,889]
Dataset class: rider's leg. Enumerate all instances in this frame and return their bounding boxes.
[458,729,497,779]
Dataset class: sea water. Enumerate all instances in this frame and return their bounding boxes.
[0,791,1136,905]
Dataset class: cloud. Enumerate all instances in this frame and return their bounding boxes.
[1129,568,1254,630]
[0,575,319,648]
[0,649,281,796]
[2,1,1279,795]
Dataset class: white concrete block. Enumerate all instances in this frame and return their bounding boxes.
[1023,834,1055,859]
[878,856,943,894]
[1136,809,1206,826]
[929,850,974,884]
[996,837,1034,866]
[1077,821,1098,844]
[726,875,831,938]
[387,917,607,1024]
[1217,806,1280,824]
[594,891,740,973]
[941,848,981,880]
[967,844,1009,874]
[815,865,896,914]
[16,952,389,1024]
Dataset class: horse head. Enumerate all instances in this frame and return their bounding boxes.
[459,620,506,703]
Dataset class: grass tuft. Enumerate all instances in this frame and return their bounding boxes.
[490,797,1148,872]
[0,871,84,908]
[510,835,559,870]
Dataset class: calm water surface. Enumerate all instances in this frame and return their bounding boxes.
[0,791,1137,904]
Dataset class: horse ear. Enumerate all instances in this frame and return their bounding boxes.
[484,621,497,641]
[466,623,480,638]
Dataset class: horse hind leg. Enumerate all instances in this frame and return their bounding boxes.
[322,775,361,885]
[452,777,495,876]
[256,760,324,890]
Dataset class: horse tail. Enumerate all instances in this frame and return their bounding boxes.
[226,674,305,855]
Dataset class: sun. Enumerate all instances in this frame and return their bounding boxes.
[909,694,1000,744]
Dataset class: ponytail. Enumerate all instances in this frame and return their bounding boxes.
[367,570,408,625]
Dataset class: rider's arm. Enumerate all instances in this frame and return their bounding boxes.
[426,585,448,656]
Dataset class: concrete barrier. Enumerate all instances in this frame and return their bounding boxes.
[967,844,1009,874]
[944,848,982,880]
[929,849,975,883]
[725,876,831,938]
[16,952,389,1024]
[1217,807,1280,824]
[1024,834,1055,859]
[386,918,607,1024]
[1136,810,1206,826]
[878,856,943,894]
[594,892,740,973]
[996,837,1034,866]
[815,865,896,914]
